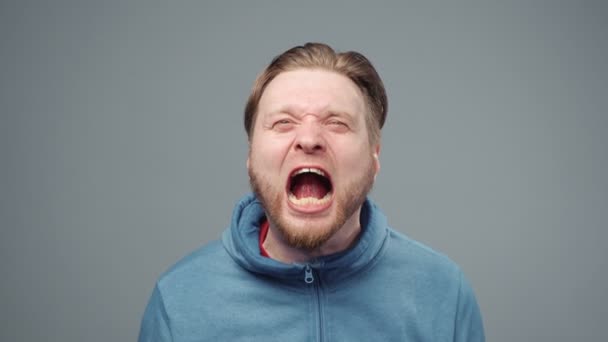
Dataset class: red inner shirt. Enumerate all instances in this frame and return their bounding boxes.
[259,219,270,257]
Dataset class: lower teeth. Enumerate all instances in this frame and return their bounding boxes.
[288,192,331,205]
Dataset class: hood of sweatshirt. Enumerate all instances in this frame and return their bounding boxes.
[221,193,389,288]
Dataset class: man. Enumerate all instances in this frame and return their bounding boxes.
[139,42,485,341]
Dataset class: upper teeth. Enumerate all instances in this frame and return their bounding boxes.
[294,167,325,177]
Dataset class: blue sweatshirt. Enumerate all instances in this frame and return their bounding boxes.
[139,194,485,341]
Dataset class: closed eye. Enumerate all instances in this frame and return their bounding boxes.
[326,119,350,133]
[275,119,292,125]
[272,119,295,131]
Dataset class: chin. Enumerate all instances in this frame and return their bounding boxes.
[275,207,346,251]
[249,157,376,252]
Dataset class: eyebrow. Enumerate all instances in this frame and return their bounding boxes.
[266,105,305,116]
[267,105,354,119]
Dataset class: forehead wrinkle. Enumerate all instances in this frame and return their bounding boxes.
[273,103,331,117]
[259,69,366,121]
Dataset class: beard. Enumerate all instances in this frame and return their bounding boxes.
[248,155,376,252]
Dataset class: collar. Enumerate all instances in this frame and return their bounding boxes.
[222,193,389,288]
[259,219,270,257]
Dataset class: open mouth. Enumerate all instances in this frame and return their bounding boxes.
[287,167,333,206]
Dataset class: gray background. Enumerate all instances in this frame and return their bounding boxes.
[1,1,606,341]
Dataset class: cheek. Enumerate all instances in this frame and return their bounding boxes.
[333,143,375,177]
[250,138,289,168]
[342,141,374,162]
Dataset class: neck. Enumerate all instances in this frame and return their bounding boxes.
[262,208,362,264]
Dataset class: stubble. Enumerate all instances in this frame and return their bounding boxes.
[248,155,376,251]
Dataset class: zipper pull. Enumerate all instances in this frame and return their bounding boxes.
[304,264,314,284]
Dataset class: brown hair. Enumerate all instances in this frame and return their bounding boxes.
[244,42,387,144]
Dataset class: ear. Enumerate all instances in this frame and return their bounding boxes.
[373,143,381,176]
[246,140,253,170]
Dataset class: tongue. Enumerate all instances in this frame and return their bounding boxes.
[292,174,328,199]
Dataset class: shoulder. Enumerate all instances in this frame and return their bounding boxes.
[383,227,463,285]
[381,228,485,340]
[155,240,238,295]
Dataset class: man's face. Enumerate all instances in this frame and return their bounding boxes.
[248,69,380,251]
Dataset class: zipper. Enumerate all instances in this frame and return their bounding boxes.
[304,264,314,284]
[304,264,324,341]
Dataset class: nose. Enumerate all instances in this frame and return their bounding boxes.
[294,120,325,154]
